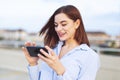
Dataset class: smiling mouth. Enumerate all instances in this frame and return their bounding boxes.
[57,32,66,37]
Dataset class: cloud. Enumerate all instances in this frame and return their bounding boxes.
[0,0,120,35]
[0,0,66,17]
[65,0,120,15]
[0,0,66,32]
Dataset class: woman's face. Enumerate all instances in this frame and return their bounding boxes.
[54,13,79,41]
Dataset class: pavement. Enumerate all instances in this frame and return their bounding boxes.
[0,68,29,80]
[96,53,120,80]
[0,48,120,80]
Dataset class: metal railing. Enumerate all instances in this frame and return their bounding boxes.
[91,46,120,54]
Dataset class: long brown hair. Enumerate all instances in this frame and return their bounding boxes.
[39,5,90,48]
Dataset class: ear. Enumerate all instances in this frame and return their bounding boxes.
[75,19,80,29]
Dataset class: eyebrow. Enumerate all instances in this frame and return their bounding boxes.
[60,20,67,24]
[54,20,67,24]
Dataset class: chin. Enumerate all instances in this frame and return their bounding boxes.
[59,37,66,41]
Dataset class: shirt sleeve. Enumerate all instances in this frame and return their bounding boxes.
[56,50,100,80]
[27,64,41,80]
[78,51,100,80]
[56,61,81,80]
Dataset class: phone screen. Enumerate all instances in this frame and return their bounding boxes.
[26,46,48,57]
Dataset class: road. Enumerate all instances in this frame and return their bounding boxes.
[0,48,120,80]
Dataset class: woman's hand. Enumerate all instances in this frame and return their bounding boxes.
[38,46,65,75]
[22,41,39,66]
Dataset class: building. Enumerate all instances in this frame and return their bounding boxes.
[87,31,111,45]
[87,31,120,48]
[0,29,27,41]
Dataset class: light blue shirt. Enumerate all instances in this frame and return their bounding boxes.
[28,41,100,80]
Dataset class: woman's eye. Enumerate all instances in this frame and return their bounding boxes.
[62,24,66,26]
[54,24,58,27]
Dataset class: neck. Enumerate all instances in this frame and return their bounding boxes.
[63,39,79,48]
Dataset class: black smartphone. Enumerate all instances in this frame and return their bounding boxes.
[26,46,48,57]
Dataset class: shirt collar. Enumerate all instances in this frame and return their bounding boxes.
[76,44,89,51]
[58,41,89,51]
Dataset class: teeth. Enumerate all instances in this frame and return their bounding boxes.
[58,32,66,37]
[57,32,63,36]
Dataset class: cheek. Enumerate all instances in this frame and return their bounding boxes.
[68,24,76,33]
[67,27,76,37]
[70,29,76,36]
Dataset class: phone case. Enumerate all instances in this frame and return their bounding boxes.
[26,46,48,57]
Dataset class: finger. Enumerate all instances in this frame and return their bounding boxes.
[22,47,31,57]
[32,42,36,46]
[40,49,51,58]
[40,48,57,61]
[45,46,56,56]
[50,51,56,56]
[25,41,32,46]
[38,54,51,63]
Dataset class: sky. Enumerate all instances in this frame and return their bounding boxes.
[0,0,120,36]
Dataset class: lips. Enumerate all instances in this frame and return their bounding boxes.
[57,32,66,37]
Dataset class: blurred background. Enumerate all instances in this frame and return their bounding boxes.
[0,0,120,80]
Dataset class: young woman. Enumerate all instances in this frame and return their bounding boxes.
[22,5,100,80]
